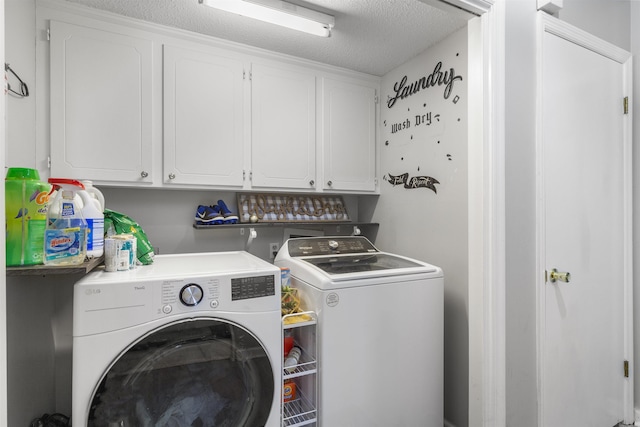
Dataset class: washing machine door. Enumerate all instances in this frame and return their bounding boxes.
[87,318,274,427]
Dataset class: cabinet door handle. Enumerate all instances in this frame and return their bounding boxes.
[309,180,315,186]
[168,173,176,180]
[327,180,333,186]
[140,171,149,178]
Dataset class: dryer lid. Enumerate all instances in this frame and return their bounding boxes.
[300,253,424,275]
[277,237,442,285]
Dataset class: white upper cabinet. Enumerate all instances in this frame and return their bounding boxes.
[49,20,154,184]
[321,77,377,193]
[163,45,246,187]
[250,62,316,190]
[44,6,380,193]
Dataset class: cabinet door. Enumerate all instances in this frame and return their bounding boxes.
[322,78,377,192]
[251,62,316,190]
[50,20,154,184]
[163,45,245,187]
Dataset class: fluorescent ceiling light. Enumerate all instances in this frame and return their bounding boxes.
[199,0,335,37]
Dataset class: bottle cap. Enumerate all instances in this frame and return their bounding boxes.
[6,167,40,180]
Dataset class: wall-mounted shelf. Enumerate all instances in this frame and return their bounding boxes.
[194,221,380,244]
[6,256,104,277]
[194,221,379,249]
[193,221,378,230]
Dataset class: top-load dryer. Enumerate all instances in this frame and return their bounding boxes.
[73,251,282,427]
[275,236,443,427]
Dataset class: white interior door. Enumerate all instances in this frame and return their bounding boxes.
[537,14,633,427]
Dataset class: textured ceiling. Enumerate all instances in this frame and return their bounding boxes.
[64,0,470,76]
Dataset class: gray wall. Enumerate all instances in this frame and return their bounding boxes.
[5,1,54,425]
[99,187,366,258]
[373,27,469,427]
[560,0,631,51]
[504,1,634,426]
[5,0,36,168]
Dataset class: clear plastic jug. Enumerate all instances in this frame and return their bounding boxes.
[44,178,88,266]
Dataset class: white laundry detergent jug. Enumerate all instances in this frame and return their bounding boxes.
[78,189,104,258]
[46,182,105,259]
[81,180,105,211]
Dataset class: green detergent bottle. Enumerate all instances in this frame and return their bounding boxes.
[5,168,52,266]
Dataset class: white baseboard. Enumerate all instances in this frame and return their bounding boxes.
[444,419,456,427]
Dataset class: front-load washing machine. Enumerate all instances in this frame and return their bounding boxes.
[73,251,282,427]
[275,236,443,427]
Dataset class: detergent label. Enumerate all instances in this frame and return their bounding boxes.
[7,187,50,220]
[44,228,85,261]
[85,218,105,251]
[61,202,75,217]
[35,190,50,216]
[33,190,49,205]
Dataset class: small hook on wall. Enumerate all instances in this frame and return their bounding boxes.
[246,227,258,248]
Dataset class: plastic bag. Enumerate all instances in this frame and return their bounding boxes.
[104,209,154,265]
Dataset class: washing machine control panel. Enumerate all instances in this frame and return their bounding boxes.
[161,278,220,313]
[287,236,378,256]
[231,275,276,301]
[158,273,277,315]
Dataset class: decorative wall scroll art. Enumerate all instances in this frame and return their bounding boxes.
[383,52,465,195]
[237,193,350,223]
[386,172,440,193]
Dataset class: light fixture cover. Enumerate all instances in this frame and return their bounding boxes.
[199,0,335,37]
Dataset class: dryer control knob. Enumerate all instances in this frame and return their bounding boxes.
[180,284,203,306]
[328,240,339,250]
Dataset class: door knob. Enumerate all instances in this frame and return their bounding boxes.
[549,268,571,283]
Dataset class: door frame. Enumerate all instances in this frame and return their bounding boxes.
[535,12,634,425]
[462,0,506,425]
[465,0,507,425]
